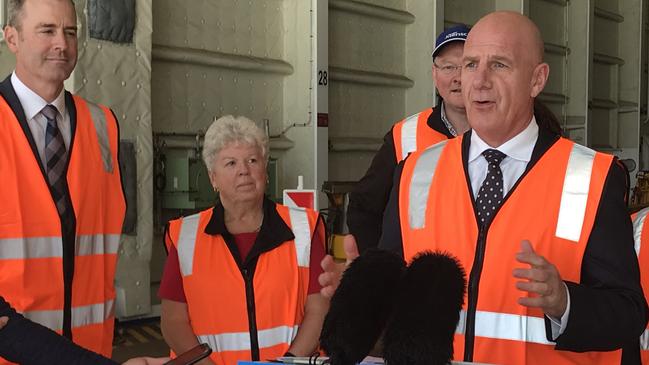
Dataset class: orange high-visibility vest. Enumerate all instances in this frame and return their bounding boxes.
[167,204,320,365]
[0,94,125,362]
[399,136,620,364]
[392,108,447,162]
[631,208,649,363]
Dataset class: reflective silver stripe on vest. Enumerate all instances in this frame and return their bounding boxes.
[72,298,115,327]
[400,113,421,160]
[197,325,299,353]
[76,234,121,256]
[0,234,120,259]
[555,144,596,242]
[288,207,312,267]
[23,299,114,331]
[0,236,63,259]
[632,210,649,351]
[86,101,114,173]
[641,328,649,351]
[633,208,649,256]
[177,213,201,276]
[455,308,467,338]
[408,140,449,229]
[455,310,553,346]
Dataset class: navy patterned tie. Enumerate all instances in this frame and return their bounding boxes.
[42,104,68,215]
[476,149,507,227]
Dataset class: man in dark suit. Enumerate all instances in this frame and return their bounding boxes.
[0,296,167,365]
[0,0,126,361]
[376,11,647,365]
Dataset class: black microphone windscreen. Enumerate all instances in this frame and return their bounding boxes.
[383,250,466,365]
[320,249,406,365]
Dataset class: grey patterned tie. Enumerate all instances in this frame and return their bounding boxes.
[42,104,68,215]
[476,149,507,228]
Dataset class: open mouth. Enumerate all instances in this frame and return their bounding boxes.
[472,100,495,108]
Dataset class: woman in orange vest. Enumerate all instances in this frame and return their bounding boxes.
[159,116,329,365]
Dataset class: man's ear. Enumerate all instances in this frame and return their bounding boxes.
[4,26,19,53]
[530,62,549,98]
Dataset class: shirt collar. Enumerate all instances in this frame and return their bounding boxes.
[468,116,539,163]
[439,102,457,137]
[204,196,295,266]
[11,71,66,121]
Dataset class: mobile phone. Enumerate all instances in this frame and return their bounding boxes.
[163,343,212,365]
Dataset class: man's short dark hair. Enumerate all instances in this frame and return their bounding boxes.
[7,0,75,30]
[7,0,26,29]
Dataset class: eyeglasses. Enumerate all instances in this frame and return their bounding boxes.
[433,63,462,75]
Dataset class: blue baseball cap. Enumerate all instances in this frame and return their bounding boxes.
[432,24,470,58]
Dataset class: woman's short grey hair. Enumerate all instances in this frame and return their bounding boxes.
[202,115,269,173]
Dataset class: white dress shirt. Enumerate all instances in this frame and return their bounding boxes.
[467,116,570,340]
[468,117,538,197]
[11,72,70,168]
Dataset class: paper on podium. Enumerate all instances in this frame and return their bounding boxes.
[358,356,382,364]
[275,357,328,364]
[236,356,334,364]
[237,356,494,365]
[357,357,493,365]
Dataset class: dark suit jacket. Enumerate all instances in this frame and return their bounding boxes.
[347,105,453,254]
[379,126,648,364]
[0,296,118,365]
[0,76,78,339]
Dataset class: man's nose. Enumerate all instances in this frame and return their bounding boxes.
[472,65,491,89]
[451,71,462,84]
[53,30,68,51]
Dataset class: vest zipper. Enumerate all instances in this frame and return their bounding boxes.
[61,213,75,340]
[458,133,555,362]
[242,268,260,360]
[464,227,487,362]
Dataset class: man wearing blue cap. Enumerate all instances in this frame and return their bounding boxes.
[319,25,564,299]
[346,25,470,254]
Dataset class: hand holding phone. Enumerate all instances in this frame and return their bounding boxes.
[123,357,170,365]
[163,343,212,365]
